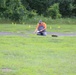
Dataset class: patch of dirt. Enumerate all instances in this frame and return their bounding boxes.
[0,31,76,36]
[47,32,76,36]
[0,32,16,35]
[0,32,26,36]
[1,68,14,72]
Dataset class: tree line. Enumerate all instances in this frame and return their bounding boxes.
[0,0,76,22]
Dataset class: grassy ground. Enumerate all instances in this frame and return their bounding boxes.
[0,24,76,33]
[0,24,76,75]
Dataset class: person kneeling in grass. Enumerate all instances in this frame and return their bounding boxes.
[34,20,47,36]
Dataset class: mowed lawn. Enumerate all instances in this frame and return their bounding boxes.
[0,24,76,75]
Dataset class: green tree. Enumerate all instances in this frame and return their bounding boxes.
[21,0,50,15]
[0,0,6,7]
[47,3,61,19]
[59,0,75,17]
[0,0,76,22]
[72,0,76,16]
[0,0,7,17]
[3,0,26,22]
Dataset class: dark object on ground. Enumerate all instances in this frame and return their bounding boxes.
[51,35,58,37]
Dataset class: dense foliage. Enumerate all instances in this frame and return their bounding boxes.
[0,0,76,22]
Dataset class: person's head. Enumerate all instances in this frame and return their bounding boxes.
[39,20,42,24]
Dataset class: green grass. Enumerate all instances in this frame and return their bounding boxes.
[0,17,76,25]
[0,24,76,75]
[0,24,76,33]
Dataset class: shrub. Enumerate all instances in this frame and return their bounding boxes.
[47,3,61,19]
[27,10,38,18]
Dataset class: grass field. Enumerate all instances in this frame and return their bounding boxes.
[0,24,76,75]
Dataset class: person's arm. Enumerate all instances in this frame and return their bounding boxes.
[34,24,39,33]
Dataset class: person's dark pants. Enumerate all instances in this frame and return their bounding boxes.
[37,31,47,36]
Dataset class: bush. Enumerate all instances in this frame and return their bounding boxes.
[47,3,61,19]
[2,0,27,22]
[27,10,38,18]
[59,0,75,17]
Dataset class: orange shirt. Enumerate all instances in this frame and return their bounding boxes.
[36,22,47,30]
